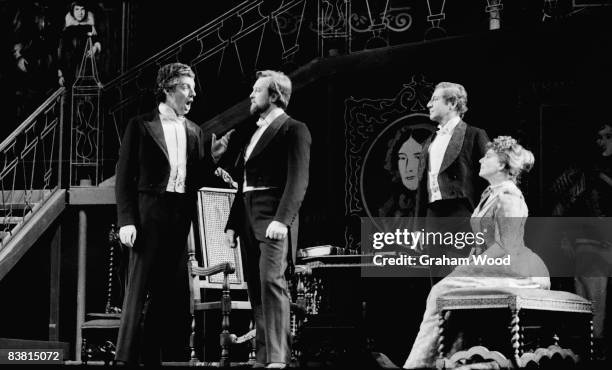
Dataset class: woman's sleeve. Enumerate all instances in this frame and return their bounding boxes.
[494,193,527,254]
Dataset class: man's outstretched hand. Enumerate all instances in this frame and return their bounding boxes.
[211,129,235,162]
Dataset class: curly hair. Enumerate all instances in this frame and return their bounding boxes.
[487,136,534,183]
[435,82,468,117]
[69,1,88,17]
[155,63,195,103]
[384,124,432,183]
[256,70,292,109]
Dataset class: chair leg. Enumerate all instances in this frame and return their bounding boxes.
[248,320,257,365]
[219,271,232,367]
[189,311,198,363]
[81,337,89,365]
[510,308,522,363]
[437,310,450,359]
[589,318,594,361]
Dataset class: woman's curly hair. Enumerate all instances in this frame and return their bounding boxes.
[487,136,534,183]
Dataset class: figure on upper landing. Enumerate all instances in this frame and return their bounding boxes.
[57,0,102,87]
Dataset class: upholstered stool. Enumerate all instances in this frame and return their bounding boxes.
[435,288,592,369]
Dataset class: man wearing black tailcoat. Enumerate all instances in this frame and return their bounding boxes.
[114,62,232,365]
[416,82,489,278]
[225,70,311,369]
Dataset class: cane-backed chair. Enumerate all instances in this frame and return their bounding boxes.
[188,187,254,366]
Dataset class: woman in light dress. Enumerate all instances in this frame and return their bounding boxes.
[404,136,550,369]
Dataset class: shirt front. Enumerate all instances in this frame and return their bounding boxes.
[428,116,461,203]
[243,107,284,192]
[159,102,187,193]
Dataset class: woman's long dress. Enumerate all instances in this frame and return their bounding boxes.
[403,180,550,369]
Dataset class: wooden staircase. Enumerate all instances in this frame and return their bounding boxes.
[0,189,66,281]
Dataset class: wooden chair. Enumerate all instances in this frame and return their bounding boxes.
[435,288,593,369]
[80,225,125,365]
[188,187,254,367]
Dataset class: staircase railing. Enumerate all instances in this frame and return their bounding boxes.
[0,87,65,250]
[92,0,331,185]
[74,0,424,185]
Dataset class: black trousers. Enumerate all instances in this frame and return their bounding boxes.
[115,192,192,364]
[426,198,474,281]
[238,190,292,364]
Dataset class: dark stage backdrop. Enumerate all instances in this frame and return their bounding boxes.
[2,2,611,365]
[280,12,612,253]
[263,16,612,363]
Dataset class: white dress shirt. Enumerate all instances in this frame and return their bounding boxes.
[428,116,461,203]
[159,103,187,193]
[243,107,284,192]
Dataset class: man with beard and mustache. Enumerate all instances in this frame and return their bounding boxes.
[225,70,311,368]
[114,63,233,365]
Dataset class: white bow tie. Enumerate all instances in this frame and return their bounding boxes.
[437,126,451,135]
[161,113,185,123]
[256,118,267,127]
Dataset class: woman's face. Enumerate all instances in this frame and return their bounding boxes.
[397,136,422,190]
[596,124,612,157]
[479,149,504,180]
[73,5,86,22]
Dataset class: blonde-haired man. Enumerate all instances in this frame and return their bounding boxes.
[225,70,311,368]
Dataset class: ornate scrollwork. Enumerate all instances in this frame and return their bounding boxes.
[344,76,434,250]
[350,7,413,33]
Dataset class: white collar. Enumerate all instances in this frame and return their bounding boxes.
[258,107,285,127]
[488,180,516,194]
[437,116,461,135]
[158,102,184,121]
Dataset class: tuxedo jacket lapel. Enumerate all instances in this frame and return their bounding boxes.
[439,120,466,174]
[184,120,199,161]
[418,133,434,180]
[246,113,289,162]
[143,113,169,161]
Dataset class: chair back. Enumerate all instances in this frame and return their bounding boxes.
[193,187,247,290]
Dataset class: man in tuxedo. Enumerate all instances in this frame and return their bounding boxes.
[225,70,311,368]
[416,82,489,278]
[114,62,232,365]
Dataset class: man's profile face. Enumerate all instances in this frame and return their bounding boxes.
[596,124,612,157]
[165,76,196,116]
[73,5,86,22]
[397,136,422,190]
[427,88,454,123]
[249,77,272,116]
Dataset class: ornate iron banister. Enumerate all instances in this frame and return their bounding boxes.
[102,0,256,91]
[97,0,313,185]
[1,87,65,249]
[84,0,422,185]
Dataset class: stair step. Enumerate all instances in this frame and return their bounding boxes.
[0,338,70,359]
[0,203,32,210]
[0,210,32,219]
[0,190,51,205]
[1,217,25,225]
